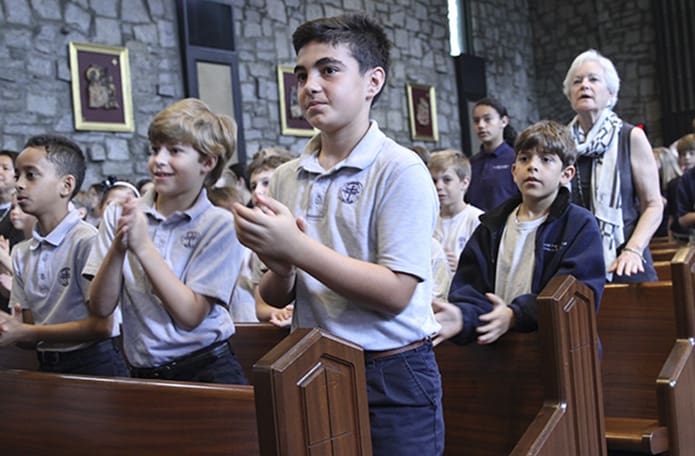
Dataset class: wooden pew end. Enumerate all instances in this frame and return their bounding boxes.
[604,417,669,454]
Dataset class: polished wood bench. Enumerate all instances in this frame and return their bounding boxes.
[437,275,606,455]
[650,246,679,262]
[653,260,672,281]
[599,246,695,455]
[3,327,371,456]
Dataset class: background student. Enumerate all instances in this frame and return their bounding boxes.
[0,134,127,376]
[434,121,605,346]
[467,97,519,212]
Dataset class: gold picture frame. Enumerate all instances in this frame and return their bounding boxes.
[277,64,317,137]
[406,82,439,142]
[69,42,134,132]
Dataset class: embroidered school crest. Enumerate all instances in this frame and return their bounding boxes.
[339,181,363,204]
[58,267,71,286]
[181,231,200,248]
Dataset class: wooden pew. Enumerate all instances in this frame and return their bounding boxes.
[649,236,682,250]
[599,246,695,455]
[3,327,371,456]
[653,260,672,281]
[650,247,679,262]
[0,343,38,370]
[657,247,695,455]
[437,275,606,456]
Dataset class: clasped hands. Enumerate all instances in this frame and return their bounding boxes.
[432,293,514,346]
[232,194,306,277]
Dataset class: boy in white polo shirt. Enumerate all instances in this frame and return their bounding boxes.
[85,98,247,384]
[429,149,484,272]
[233,13,443,455]
[0,135,127,376]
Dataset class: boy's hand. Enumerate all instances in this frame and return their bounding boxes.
[432,299,463,346]
[117,196,149,252]
[0,235,9,256]
[268,304,293,328]
[609,249,645,277]
[233,195,304,265]
[476,293,515,344]
[0,304,26,346]
[0,272,12,294]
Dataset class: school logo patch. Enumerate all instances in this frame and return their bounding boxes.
[542,242,567,252]
[339,181,363,204]
[58,267,71,286]
[181,231,200,248]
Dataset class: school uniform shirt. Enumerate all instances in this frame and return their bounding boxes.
[467,142,519,212]
[10,209,108,352]
[448,187,605,345]
[269,121,440,351]
[434,204,484,271]
[83,189,243,368]
[228,247,260,322]
[431,238,452,301]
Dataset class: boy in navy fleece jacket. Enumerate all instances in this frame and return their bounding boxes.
[434,120,605,345]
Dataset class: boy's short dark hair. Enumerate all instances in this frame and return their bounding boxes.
[514,120,576,167]
[0,149,19,165]
[23,134,86,198]
[292,13,391,103]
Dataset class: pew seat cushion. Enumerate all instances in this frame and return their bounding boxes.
[605,417,669,454]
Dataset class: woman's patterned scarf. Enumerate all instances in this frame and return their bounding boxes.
[569,108,624,280]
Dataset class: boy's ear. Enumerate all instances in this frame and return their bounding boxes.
[560,164,576,184]
[364,66,386,101]
[59,175,76,199]
[200,155,218,174]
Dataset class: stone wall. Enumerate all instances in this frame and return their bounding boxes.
[528,0,662,145]
[469,0,539,135]
[0,0,184,186]
[0,0,460,187]
[0,0,664,188]
[233,0,459,154]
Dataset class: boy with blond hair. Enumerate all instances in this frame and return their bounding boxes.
[429,149,483,272]
[233,13,443,455]
[435,121,604,345]
[85,99,247,384]
[0,135,127,376]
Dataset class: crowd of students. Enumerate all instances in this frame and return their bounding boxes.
[1,11,694,455]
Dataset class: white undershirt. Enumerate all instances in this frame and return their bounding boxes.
[495,206,546,304]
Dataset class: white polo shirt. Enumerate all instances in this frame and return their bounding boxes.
[270,121,440,350]
[11,209,105,352]
[83,189,243,368]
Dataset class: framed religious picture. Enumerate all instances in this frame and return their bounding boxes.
[406,82,439,142]
[69,42,134,132]
[277,64,317,137]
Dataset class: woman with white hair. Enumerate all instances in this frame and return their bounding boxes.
[564,49,663,282]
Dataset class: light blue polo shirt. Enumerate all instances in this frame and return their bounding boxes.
[270,121,441,350]
[11,209,108,352]
[83,189,243,368]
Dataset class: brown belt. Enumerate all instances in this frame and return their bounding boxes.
[365,338,429,360]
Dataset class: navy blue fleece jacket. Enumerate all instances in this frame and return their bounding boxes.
[448,187,605,345]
